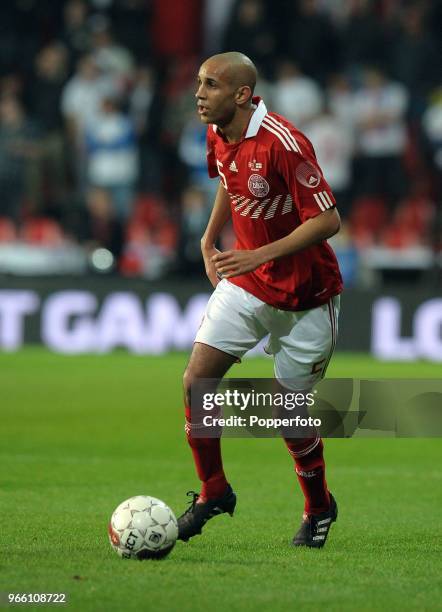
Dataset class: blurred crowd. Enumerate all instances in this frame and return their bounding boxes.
[0,0,441,279]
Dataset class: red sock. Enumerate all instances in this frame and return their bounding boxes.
[284,437,330,515]
[185,406,228,501]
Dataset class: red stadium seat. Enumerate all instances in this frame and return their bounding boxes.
[349,197,388,233]
[393,197,435,236]
[119,252,144,276]
[381,197,436,249]
[349,197,389,247]
[125,222,151,244]
[131,195,168,227]
[380,222,423,248]
[21,218,64,245]
[0,218,17,242]
[156,220,177,250]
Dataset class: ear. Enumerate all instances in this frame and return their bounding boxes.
[235,85,252,106]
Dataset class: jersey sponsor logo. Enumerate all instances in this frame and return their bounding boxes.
[295,161,321,188]
[229,160,238,172]
[248,174,270,197]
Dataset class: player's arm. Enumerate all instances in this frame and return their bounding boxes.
[255,207,340,263]
[211,208,340,278]
[201,182,232,287]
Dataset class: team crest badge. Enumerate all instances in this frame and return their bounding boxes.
[248,174,269,197]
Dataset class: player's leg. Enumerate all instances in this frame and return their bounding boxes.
[183,341,237,502]
[267,296,340,547]
[178,280,268,541]
[178,341,238,542]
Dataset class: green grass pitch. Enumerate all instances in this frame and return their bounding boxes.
[0,349,441,611]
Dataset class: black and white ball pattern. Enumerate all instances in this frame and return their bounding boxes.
[108,496,178,559]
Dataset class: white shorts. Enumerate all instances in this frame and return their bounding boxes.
[194,279,340,390]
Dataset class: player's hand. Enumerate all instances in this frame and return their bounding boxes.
[202,245,223,288]
[211,249,265,279]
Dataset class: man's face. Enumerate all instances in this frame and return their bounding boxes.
[195,60,237,127]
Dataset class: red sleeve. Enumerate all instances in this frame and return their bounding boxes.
[206,127,218,178]
[273,139,336,223]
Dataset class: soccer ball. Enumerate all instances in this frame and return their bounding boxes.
[108,495,178,560]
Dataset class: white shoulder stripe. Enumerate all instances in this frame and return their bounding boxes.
[262,117,298,152]
[318,191,331,209]
[262,117,299,153]
[313,193,325,212]
[313,191,335,212]
[261,121,292,151]
[323,191,334,207]
[264,115,301,153]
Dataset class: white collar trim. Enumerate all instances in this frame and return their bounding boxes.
[211,99,267,139]
[245,99,267,138]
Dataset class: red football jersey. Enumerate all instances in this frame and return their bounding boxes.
[206,97,343,311]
